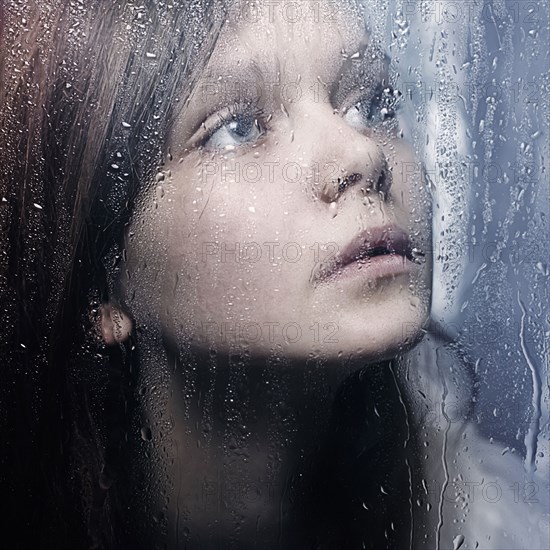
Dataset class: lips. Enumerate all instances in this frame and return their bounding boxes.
[313,224,415,283]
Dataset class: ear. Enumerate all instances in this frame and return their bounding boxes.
[99,303,133,345]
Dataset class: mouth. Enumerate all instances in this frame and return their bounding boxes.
[312,224,421,284]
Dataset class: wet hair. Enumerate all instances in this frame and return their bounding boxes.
[0,1,225,546]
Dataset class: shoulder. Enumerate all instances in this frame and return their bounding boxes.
[446,428,550,549]
[402,319,550,549]
[394,316,475,429]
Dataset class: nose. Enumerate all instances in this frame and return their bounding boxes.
[300,104,391,203]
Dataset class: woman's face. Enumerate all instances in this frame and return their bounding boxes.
[121,0,432,362]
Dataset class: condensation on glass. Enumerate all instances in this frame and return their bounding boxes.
[0,1,548,549]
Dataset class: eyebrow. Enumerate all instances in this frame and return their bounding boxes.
[331,44,392,106]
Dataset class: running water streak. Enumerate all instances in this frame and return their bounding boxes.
[517,291,542,478]
[435,348,451,550]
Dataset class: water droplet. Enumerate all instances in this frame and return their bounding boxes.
[140,426,152,441]
[33,203,43,210]
[122,121,132,128]
[411,247,425,264]
[453,534,465,550]
[535,262,548,276]
[99,469,114,490]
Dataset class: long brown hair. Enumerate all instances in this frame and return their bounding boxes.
[0,2,223,547]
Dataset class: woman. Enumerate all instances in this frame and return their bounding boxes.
[0,1,547,549]
[95,2,433,547]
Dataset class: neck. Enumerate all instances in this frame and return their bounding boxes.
[158,338,407,548]
[172,343,383,452]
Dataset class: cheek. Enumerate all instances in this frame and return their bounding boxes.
[147,169,287,311]
[386,143,418,202]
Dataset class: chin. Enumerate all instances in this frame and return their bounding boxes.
[311,329,427,363]
[228,308,430,364]
[296,293,431,361]
[184,286,431,363]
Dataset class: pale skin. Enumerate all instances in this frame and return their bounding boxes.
[100,0,433,546]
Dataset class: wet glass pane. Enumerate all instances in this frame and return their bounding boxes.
[0,1,548,549]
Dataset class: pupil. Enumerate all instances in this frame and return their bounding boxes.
[229,116,254,138]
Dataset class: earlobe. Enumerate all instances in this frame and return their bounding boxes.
[99,303,133,345]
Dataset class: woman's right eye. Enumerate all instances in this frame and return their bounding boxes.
[202,111,265,150]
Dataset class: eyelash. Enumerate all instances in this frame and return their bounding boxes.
[347,84,402,125]
[199,103,268,150]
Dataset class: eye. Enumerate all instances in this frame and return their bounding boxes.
[202,108,265,150]
[343,84,402,130]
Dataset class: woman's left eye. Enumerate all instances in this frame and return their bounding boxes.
[344,85,402,129]
[203,112,264,150]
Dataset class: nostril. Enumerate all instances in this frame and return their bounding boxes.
[375,168,390,195]
[376,172,385,191]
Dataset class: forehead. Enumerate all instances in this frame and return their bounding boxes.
[209,0,366,81]
[170,1,376,146]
